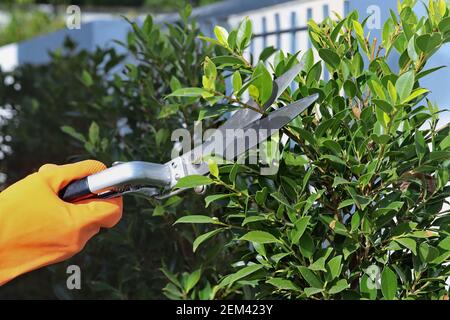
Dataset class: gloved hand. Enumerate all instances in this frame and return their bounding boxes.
[0,160,122,286]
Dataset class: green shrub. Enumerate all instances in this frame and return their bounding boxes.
[168,0,450,299]
[0,1,449,300]
[0,7,64,46]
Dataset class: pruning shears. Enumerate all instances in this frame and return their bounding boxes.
[60,64,318,202]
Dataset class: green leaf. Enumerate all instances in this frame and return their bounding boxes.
[214,26,229,46]
[271,252,291,264]
[167,87,212,98]
[248,84,259,100]
[300,49,315,72]
[153,205,164,216]
[321,154,346,166]
[418,243,440,262]
[306,61,322,86]
[326,255,343,281]
[346,187,372,210]
[81,70,93,87]
[271,191,292,209]
[198,36,223,47]
[259,46,276,61]
[158,104,179,119]
[360,274,377,300]
[252,61,273,105]
[299,233,315,258]
[439,134,450,150]
[439,16,450,33]
[169,76,181,91]
[218,264,263,288]
[353,20,364,39]
[298,266,323,288]
[387,81,397,105]
[211,55,246,66]
[198,104,239,121]
[370,81,387,100]
[375,201,404,216]
[88,121,99,144]
[284,152,308,167]
[193,228,225,252]
[255,187,268,206]
[403,88,429,104]
[414,130,427,162]
[332,176,350,188]
[396,70,415,103]
[322,139,342,155]
[184,269,201,293]
[417,65,446,80]
[174,215,221,225]
[266,278,299,291]
[351,212,361,232]
[160,267,182,288]
[162,283,183,299]
[338,198,355,209]
[242,215,266,226]
[381,266,397,300]
[319,48,340,69]
[204,57,217,79]
[232,71,242,93]
[61,126,86,143]
[416,33,442,54]
[394,237,417,255]
[328,279,349,294]
[290,216,311,245]
[304,287,324,297]
[205,194,234,208]
[438,236,450,250]
[155,128,168,147]
[407,35,419,62]
[236,17,252,49]
[331,18,347,41]
[240,231,280,244]
[207,159,219,178]
[309,257,326,271]
[343,80,357,98]
[174,175,213,189]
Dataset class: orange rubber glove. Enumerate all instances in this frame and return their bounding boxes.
[0,160,122,286]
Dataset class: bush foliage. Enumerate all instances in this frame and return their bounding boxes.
[1,1,450,299]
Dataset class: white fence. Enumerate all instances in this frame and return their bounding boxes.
[1,0,448,123]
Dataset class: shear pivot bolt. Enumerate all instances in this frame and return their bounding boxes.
[175,173,181,180]
[194,185,206,194]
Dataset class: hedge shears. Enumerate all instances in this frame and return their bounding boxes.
[60,64,318,202]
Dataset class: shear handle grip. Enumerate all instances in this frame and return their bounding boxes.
[59,177,94,202]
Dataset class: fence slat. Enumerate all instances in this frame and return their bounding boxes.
[275,13,281,49]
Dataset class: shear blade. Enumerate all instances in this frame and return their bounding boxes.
[220,63,304,130]
[181,94,318,176]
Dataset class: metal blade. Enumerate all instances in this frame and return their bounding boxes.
[172,94,318,178]
[220,62,304,130]
[220,93,319,160]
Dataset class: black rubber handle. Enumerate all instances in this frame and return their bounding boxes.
[59,177,94,202]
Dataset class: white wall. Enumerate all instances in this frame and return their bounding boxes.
[228,0,346,65]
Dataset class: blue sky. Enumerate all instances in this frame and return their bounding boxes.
[350,0,450,127]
